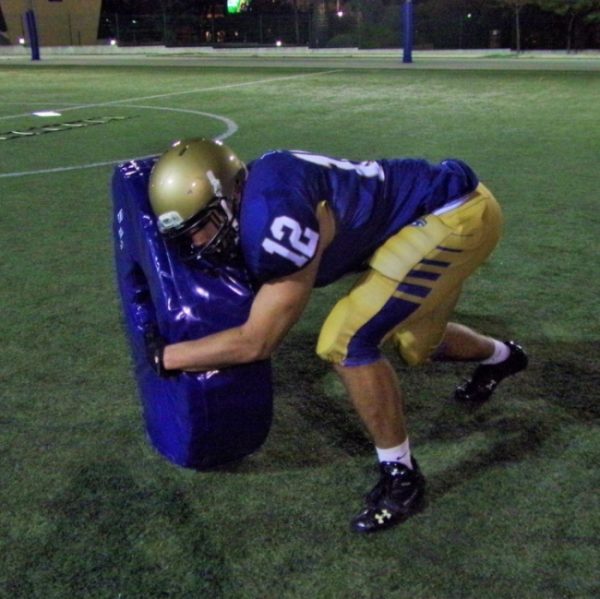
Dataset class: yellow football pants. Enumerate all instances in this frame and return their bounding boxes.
[316,183,503,366]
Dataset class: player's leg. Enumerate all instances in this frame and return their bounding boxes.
[316,191,498,532]
[437,324,528,402]
[317,269,414,453]
[388,185,528,402]
[333,358,407,449]
[433,322,496,361]
[316,183,526,532]
[333,356,426,533]
[317,268,428,533]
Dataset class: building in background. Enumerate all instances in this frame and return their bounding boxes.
[0,0,101,46]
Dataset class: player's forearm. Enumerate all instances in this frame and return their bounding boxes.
[162,326,271,372]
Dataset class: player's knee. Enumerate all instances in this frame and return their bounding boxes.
[316,295,381,365]
[316,296,349,363]
[393,333,432,366]
[317,344,383,366]
[399,346,430,366]
[316,343,344,364]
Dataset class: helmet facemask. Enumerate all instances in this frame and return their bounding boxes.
[167,196,241,265]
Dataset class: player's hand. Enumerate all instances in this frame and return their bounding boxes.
[144,327,180,377]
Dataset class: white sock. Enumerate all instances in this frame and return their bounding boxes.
[480,340,510,365]
[376,438,412,469]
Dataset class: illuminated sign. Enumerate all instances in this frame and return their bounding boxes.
[227,0,245,14]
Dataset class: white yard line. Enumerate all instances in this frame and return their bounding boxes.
[0,70,340,121]
[0,69,340,178]
[0,106,238,178]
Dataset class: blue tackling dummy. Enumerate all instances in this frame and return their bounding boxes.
[112,157,273,469]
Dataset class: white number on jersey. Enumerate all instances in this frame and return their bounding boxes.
[291,151,385,181]
[261,215,319,267]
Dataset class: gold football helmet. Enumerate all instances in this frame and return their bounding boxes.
[149,138,247,261]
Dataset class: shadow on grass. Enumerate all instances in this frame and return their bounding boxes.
[425,407,555,502]
[6,337,594,596]
[228,329,598,477]
[5,462,229,598]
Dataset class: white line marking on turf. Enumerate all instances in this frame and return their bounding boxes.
[0,70,340,122]
[123,105,239,141]
[0,69,340,178]
[0,106,238,179]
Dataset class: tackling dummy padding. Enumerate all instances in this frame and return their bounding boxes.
[112,158,273,470]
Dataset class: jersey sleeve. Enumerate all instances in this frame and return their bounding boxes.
[240,153,321,284]
[436,159,479,199]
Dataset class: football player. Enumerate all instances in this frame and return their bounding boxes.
[146,138,528,533]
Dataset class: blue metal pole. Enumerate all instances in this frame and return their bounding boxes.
[25,10,41,61]
[402,0,413,64]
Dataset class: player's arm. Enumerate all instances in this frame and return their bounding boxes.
[162,260,318,371]
[161,203,335,373]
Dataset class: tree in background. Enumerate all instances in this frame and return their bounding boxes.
[415,0,505,50]
[536,0,600,50]
[492,0,532,52]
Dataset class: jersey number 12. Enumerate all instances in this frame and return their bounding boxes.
[261,216,319,267]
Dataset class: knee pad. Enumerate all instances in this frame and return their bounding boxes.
[112,158,273,470]
[392,331,432,366]
[391,284,461,367]
[316,272,392,366]
[316,296,354,364]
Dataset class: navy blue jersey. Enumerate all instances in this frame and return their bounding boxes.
[239,150,478,287]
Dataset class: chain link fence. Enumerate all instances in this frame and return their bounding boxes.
[99,2,600,50]
[14,2,599,51]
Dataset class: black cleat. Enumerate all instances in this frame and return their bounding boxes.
[454,340,528,404]
[351,458,426,534]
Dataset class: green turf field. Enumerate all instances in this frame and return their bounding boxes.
[1,59,599,598]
